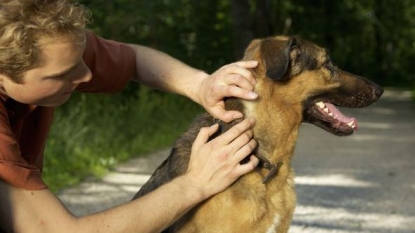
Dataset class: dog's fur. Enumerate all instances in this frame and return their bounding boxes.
[133,36,383,233]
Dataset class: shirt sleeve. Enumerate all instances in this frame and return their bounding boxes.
[0,106,49,190]
[76,31,137,93]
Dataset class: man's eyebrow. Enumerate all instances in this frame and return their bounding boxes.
[43,63,78,79]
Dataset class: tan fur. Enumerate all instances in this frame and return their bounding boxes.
[133,36,383,233]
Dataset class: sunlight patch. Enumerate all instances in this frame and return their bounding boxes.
[358,122,393,129]
[295,174,376,187]
[291,205,415,232]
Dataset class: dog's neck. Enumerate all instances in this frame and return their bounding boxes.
[218,97,302,183]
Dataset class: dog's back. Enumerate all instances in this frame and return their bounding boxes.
[134,113,213,198]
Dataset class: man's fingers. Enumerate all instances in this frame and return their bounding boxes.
[192,124,219,150]
[212,118,255,146]
[223,74,255,92]
[211,84,258,103]
[230,138,257,164]
[228,129,254,157]
[225,85,258,100]
[234,60,259,69]
[201,60,258,122]
[233,155,259,177]
[220,61,258,87]
[210,108,243,123]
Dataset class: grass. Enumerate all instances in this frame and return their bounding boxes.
[43,86,202,192]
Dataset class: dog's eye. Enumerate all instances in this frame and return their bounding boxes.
[322,60,337,77]
[323,60,335,72]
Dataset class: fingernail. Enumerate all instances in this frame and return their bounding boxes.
[249,91,258,99]
[249,117,256,124]
[233,113,243,119]
[250,61,259,66]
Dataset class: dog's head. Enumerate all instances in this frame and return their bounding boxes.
[242,36,383,136]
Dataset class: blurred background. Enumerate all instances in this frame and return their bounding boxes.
[44,0,415,191]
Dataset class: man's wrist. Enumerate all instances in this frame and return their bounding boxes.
[187,70,209,106]
[173,175,209,204]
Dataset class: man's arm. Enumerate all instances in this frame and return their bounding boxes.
[0,118,258,233]
[0,175,202,233]
[127,44,259,122]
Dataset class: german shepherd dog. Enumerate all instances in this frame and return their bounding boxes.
[132,36,383,233]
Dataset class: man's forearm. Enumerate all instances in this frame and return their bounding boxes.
[0,176,205,233]
[127,44,208,105]
[77,175,205,233]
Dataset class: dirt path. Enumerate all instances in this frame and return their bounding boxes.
[59,89,415,233]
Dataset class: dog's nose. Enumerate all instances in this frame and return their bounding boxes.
[373,86,384,99]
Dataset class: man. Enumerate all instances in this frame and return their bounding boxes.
[0,0,259,232]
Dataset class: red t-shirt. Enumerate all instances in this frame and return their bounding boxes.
[0,31,136,190]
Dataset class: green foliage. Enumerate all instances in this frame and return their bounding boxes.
[79,0,415,86]
[79,0,234,73]
[44,89,201,191]
[270,0,415,87]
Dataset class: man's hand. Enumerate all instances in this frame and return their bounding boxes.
[184,118,259,199]
[128,45,258,122]
[196,61,259,122]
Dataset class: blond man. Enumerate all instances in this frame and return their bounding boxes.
[0,0,259,232]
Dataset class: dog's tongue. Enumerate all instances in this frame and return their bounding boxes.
[325,102,358,130]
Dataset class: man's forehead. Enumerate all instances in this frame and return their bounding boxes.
[26,35,85,78]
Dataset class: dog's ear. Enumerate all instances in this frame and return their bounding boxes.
[242,39,262,60]
[261,37,298,81]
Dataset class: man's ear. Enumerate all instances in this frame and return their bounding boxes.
[260,37,297,81]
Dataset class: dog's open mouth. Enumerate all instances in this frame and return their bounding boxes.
[304,100,358,136]
[315,101,358,130]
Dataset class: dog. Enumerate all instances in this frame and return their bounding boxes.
[132,36,383,233]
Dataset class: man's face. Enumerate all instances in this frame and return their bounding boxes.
[0,36,92,107]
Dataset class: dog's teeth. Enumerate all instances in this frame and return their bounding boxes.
[328,113,334,117]
[316,102,325,108]
[347,121,355,128]
[323,108,329,113]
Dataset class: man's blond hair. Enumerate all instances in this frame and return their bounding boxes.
[0,0,90,82]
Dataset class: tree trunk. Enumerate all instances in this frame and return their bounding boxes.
[230,0,254,59]
[254,0,273,37]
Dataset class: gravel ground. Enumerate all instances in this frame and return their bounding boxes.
[58,89,415,233]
